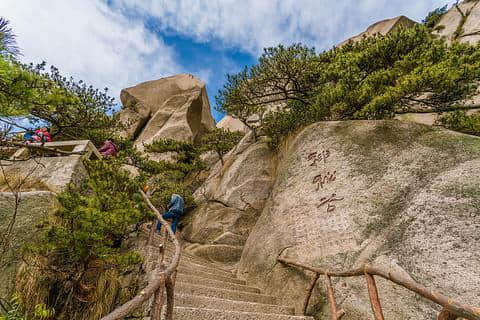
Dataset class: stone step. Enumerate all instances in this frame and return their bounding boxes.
[175,282,277,305]
[176,266,246,285]
[145,242,234,273]
[176,274,260,293]
[177,260,235,278]
[174,294,294,315]
[172,307,315,320]
[162,247,231,271]
[159,252,235,276]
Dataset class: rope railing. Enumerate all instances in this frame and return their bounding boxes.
[278,258,480,320]
[100,190,181,320]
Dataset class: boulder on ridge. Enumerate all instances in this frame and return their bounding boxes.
[118,74,216,152]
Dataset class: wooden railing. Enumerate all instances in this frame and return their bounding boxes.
[278,258,480,320]
[100,190,181,320]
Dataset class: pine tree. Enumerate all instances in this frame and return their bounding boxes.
[201,128,244,165]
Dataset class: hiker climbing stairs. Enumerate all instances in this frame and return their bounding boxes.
[144,230,314,320]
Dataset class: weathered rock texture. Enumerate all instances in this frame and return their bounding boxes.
[236,120,480,319]
[182,132,276,264]
[0,155,87,193]
[216,115,248,133]
[338,16,416,47]
[119,74,215,152]
[434,0,480,44]
[0,191,58,297]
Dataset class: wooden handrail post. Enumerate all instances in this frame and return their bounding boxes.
[278,257,480,320]
[365,272,385,320]
[151,277,165,320]
[325,273,345,320]
[147,218,156,246]
[100,190,181,320]
[303,272,320,315]
[165,274,175,320]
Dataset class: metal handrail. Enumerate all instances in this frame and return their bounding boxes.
[100,190,181,320]
[278,258,480,320]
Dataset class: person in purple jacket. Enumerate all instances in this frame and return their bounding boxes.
[98,138,118,157]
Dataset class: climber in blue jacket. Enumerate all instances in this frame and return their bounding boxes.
[156,193,185,234]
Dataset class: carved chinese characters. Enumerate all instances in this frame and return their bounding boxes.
[308,149,344,212]
[308,150,330,166]
[318,193,344,212]
[313,171,336,190]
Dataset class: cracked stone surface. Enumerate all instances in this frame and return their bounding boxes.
[434,0,480,44]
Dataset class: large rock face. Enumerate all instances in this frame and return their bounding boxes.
[434,0,480,44]
[182,133,276,264]
[0,191,58,297]
[338,16,416,47]
[119,74,215,151]
[237,121,480,319]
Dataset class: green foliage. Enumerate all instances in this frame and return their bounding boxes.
[145,138,204,172]
[33,159,148,268]
[0,18,19,58]
[422,5,448,29]
[217,26,480,148]
[201,128,244,164]
[0,294,54,320]
[142,138,204,209]
[22,159,148,317]
[148,171,196,210]
[0,58,118,145]
[216,44,319,139]
[436,110,480,136]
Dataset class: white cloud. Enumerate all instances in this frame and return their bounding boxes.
[112,0,457,54]
[0,0,180,100]
[0,0,458,107]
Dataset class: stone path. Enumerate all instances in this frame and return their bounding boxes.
[145,233,313,320]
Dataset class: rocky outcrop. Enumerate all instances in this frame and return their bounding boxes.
[338,16,416,47]
[216,116,248,133]
[118,74,215,152]
[0,191,58,297]
[0,156,87,193]
[434,0,480,44]
[236,120,480,319]
[182,132,276,264]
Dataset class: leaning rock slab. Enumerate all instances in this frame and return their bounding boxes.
[238,120,480,319]
[183,133,276,263]
[118,74,215,151]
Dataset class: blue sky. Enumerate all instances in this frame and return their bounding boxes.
[1,0,455,122]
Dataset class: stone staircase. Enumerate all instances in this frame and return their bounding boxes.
[146,235,314,320]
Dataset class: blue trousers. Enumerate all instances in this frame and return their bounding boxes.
[156,210,181,234]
